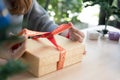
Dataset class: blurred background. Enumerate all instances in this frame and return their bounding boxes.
[37,0,120,29]
[1,0,120,79]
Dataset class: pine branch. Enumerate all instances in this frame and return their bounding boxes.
[0,59,27,80]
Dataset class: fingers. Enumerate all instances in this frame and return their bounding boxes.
[59,22,85,42]
[70,26,85,38]
[69,26,85,42]
[70,31,84,42]
[0,35,26,60]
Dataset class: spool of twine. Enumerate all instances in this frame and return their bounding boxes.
[108,31,120,41]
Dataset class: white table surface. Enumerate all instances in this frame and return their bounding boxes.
[8,25,120,80]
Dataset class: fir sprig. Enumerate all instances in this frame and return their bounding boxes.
[0,59,27,80]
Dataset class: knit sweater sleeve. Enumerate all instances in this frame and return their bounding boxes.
[23,0,58,32]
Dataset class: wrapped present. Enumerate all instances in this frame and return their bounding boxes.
[19,23,85,77]
[21,35,85,77]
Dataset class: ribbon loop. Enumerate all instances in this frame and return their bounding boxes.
[19,23,73,70]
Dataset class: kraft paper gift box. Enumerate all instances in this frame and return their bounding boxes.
[21,35,85,77]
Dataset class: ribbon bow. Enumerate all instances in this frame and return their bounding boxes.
[18,22,73,70]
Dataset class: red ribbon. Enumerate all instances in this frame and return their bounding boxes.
[19,23,73,70]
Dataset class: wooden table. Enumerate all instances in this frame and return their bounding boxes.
[8,25,120,80]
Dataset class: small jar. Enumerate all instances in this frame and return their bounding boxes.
[87,30,99,40]
[108,31,120,41]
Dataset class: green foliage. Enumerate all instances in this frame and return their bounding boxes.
[83,0,120,27]
[37,0,83,24]
[0,59,27,80]
[37,0,45,7]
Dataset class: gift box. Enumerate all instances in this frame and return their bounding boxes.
[21,34,85,77]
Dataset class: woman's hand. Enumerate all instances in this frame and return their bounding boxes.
[69,24,85,42]
[60,22,85,43]
[0,35,26,60]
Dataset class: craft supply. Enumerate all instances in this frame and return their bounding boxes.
[87,30,99,40]
[108,31,120,41]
